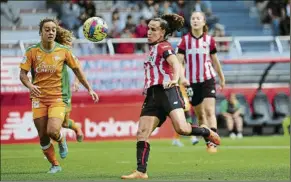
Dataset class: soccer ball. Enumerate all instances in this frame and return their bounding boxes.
[83,17,108,42]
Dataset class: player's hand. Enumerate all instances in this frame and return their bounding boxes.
[164,80,178,89]
[72,81,80,92]
[179,77,190,86]
[89,89,99,103]
[29,85,41,97]
[219,79,225,90]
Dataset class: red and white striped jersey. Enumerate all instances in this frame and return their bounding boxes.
[144,41,174,89]
[177,32,217,83]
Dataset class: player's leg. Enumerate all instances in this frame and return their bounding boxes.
[32,101,61,173]
[193,102,213,146]
[233,115,243,139]
[203,98,217,132]
[200,79,219,153]
[121,116,160,179]
[185,110,199,145]
[47,103,68,159]
[166,87,220,144]
[62,111,84,142]
[169,108,220,145]
[224,114,236,139]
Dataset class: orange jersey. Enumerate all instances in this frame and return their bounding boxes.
[20,42,80,102]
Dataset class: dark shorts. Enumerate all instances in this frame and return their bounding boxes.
[140,85,185,127]
[188,78,216,106]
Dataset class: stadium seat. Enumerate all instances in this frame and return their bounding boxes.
[273,92,290,117]
[237,92,265,126]
[252,91,272,123]
[266,92,291,127]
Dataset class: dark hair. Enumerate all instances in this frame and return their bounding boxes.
[191,11,208,33]
[38,18,59,35]
[150,13,184,38]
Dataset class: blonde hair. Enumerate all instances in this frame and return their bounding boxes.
[55,26,75,46]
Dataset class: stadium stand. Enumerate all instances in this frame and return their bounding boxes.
[1,0,290,138]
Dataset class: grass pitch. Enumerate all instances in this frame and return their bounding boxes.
[1,136,290,181]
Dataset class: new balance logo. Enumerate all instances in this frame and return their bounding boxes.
[0,112,38,141]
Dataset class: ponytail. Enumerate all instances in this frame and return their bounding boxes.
[150,13,185,38]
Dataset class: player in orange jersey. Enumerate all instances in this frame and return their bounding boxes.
[19,18,98,174]
[54,26,84,142]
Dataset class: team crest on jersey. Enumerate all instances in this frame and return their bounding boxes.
[21,56,27,64]
[54,55,61,61]
[36,55,41,61]
[202,41,209,47]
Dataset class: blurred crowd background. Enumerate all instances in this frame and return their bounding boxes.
[1,0,290,55]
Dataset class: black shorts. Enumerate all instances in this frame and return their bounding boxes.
[188,78,216,106]
[140,85,185,127]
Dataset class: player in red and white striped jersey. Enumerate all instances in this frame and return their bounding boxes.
[177,11,225,153]
[121,14,221,180]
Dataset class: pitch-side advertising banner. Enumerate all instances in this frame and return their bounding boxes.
[1,103,173,144]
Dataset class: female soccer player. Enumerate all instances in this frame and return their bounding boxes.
[121,14,220,179]
[55,26,84,142]
[176,11,226,153]
[19,18,98,174]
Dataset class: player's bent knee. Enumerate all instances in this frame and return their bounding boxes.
[136,128,151,140]
[175,126,190,135]
[47,127,60,139]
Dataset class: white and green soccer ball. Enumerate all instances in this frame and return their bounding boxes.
[83,17,108,42]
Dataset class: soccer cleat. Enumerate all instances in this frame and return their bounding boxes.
[206,142,218,153]
[237,133,243,139]
[47,165,62,174]
[58,137,68,159]
[172,139,184,147]
[229,132,236,139]
[121,170,148,179]
[76,128,84,142]
[201,124,221,145]
[191,136,199,145]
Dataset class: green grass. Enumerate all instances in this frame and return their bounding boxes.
[1,136,290,181]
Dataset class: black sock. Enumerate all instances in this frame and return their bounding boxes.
[190,125,210,137]
[136,141,150,173]
[210,127,217,133]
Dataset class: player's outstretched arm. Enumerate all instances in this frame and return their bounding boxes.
[72,67,99,103]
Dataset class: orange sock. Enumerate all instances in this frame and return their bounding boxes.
[42,143,59,166]
[173,132,180,139]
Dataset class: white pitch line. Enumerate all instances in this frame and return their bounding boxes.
[183,145,290,149]
[217,146,289,149]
